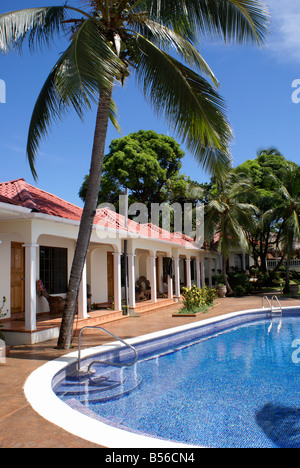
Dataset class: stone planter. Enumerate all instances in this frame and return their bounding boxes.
[172,311,203,317]
[0,339,8,363]
[290,284,299,298]
[218,285,227,298]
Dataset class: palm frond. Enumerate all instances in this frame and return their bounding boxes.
[143,0,270,46]
[27,19,125,178]
[55,19,125,104]
[0,7,68,53]
[134,34,232,173]
[133,19,219,85]
[109,98,121,133]
[26,65,59,181]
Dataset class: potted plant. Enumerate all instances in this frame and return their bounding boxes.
[217,282,227,298]
[289,282,299,298]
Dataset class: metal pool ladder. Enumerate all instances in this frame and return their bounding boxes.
[262,295,282,317]
[77,326,138,373]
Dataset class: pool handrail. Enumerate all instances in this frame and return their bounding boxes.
[262,295,282,316]
[262,295,272,310]
[77,326,138,372]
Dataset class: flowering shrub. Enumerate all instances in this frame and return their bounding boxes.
[181,285,217,312]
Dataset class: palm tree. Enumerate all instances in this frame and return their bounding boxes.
[0,1,269,348]
[276,166,300,293]
[204,171,258,294]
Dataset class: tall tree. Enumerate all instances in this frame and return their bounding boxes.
[0,1,269,349]
[79,130,186,209]
[79,129,205,225]
[275,166,300,292]
[235,148,298,272]
[204,170,257,294]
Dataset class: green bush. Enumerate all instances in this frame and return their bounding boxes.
[182,284,217,311]
[228,272,253,295]
[212,274,224,285]
[234,285,246,297]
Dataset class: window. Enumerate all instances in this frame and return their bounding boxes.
[39,246,68,294]
[234,254,243,271]
[190,259,195,281]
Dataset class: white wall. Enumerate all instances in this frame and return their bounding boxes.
[90,246,112,304]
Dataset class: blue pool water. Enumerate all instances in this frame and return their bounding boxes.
[54,314,300,448]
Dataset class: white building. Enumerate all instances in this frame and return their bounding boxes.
[0,178,224,345]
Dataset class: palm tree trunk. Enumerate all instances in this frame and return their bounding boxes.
[222,255,233,296]
[57,88,112,350]
[283,254,290,294]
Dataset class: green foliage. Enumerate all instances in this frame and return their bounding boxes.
[235,149,300,273]
[79,130,206,211]
[227,273,253,296]
[181,284,217,312]
[213,274,225,285]
[205,170,257,259]
[234,285,246,297]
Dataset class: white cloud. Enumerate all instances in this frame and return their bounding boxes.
[266,0,300,62]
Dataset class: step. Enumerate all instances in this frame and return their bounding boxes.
[271,308,282,315]
[131,298,175,315]
[54,367,142,403]
[73,310,129,335]
[54,369,126,396]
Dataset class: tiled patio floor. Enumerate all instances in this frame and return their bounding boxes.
[1,294,299,448]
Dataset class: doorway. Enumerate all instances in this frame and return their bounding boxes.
[11,242,25,315]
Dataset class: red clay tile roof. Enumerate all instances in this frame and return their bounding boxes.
[0,178,82,221]
[0,179,197,247]
[0,193,19,206]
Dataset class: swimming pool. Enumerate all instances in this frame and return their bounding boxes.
[25,307,300,448]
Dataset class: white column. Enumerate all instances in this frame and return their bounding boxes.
[174,257,180,300]
[112,252,122,312]
[196,259,201,288]
[23,243,39,331]
[77,261,88,319]
[150,256,157,303]
[127,254,136,310]
[185,256,191,289]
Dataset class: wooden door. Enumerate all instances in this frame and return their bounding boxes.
[107,252,114,301]
[11,242,25,315]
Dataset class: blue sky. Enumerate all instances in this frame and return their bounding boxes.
[1,0,300,206]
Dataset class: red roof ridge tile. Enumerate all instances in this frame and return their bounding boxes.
[24,180,83,210]
[14,178,37,210]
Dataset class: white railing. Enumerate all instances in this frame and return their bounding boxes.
[267,259,300,269]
